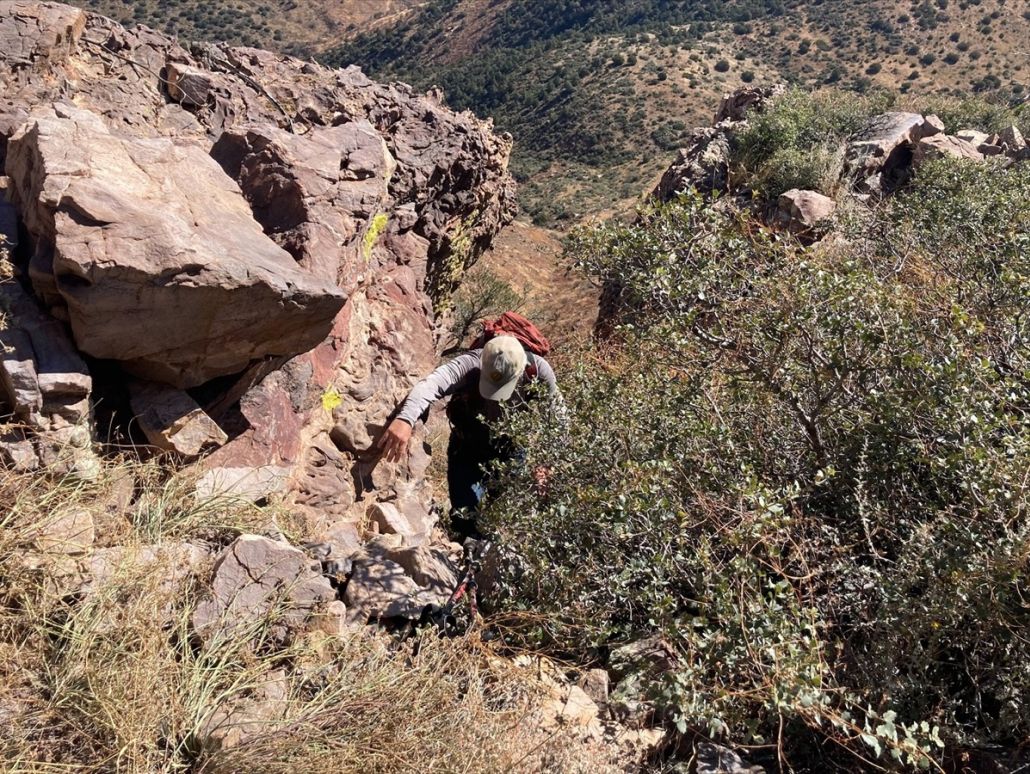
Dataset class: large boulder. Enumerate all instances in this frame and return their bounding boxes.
[846,112,941,193]
[380,542,458,600]
[367,499,435,548]
[997,125,1026,152]
[211,121,395,292]
[4,105,346,388]
[776,189,837,236]
[194,465,291,504]
[192,535,336,641]
[956,129,990,147]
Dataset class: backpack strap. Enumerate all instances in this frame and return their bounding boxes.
[524,351,538,380]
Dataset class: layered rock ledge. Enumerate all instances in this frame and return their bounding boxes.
[0,1,516,624]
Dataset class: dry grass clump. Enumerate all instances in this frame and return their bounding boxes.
[0,456,617,773]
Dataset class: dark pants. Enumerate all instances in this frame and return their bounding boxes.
[446,432,495,541]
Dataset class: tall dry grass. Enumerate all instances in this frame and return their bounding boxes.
[0,457,619,773]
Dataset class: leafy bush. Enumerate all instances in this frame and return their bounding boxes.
[748,143,846,196]
[484,159,1030,767]
[734,88,892,195]
[916,94,1025,134]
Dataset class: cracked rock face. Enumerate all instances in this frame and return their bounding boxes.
[193,535,335,641]
[6,105,347,388]
[0,2,516,555]
[846,112,941,194]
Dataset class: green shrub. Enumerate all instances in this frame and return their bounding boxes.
[484,159,1030,767]
[446,266,526,351]
[749,144,845,196]
[917,94,1023,133]
[734,88,893,195]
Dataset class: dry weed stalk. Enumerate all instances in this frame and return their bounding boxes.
[0,457,619,773]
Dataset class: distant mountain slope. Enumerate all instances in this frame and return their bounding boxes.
[326,0,1028,223]
[67,0,424,55]
[68,0,1027,224]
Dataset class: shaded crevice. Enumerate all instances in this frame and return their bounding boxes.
[880,143,915,193]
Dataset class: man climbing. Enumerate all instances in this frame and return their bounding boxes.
[378,326,561,540]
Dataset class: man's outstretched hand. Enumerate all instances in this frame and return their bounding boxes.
[378,418,413,463]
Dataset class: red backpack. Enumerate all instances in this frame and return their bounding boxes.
[471,311,551,356]
[471,311,550,379]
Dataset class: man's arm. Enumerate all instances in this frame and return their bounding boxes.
[397,351,480,425]
[532,355,560,398]
[528,355,564,495]
[378,351,480,462]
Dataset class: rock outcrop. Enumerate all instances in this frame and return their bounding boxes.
[0,280,96,476]
[654,85,785,202]
[0,0,516,609]
[343,555,433,620]
[713,84,785,124]
[652,127,733,200]
[846,112,942,193]
[193,535,337,641]
[775,189,837,236]
[6,105,347,388]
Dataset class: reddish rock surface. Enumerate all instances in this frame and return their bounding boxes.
[0,2,516,559]
[6,105,346,387]
[776,189,837,235]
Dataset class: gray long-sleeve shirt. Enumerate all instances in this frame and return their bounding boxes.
[396,349,560,426]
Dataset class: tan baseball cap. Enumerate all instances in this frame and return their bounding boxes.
[479,335,527,401]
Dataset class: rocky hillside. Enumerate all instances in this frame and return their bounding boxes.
[66,0,424,55]
[0,0,514,504]
[327,0,1029,224]
[597,84,1029,331]
[62,0,1029,226]
[0,4,677,770]
[2,2,1027,769]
